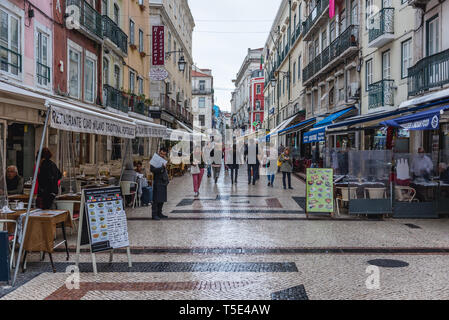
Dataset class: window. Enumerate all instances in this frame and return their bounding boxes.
[84,56,96,103]
[68,48,81,98]
[351,0,358,25]
[113,4,119,25]
[330,21,336,42]
[255,113,261,122]
[256,84,261,94]
[426,15,439,56]
[36,30,50,86]
[139,29,144,52]
[0,8,20,76]
[401,39,412,78]
[382,50,391,79]
[101,0,107,15]
[103,58,109,85]
[129,71,135,94]
[298,55,301,80]
[199,97,205,108]
[129,20,135,45]
[256,100,261,110]
[340,9,346,33]
[366,0,374,30]
[321,30,327,50]
[366,59,373,90]
[293,62,296,84]
[199,115,205,127]
[114,65,120,89]
[199,80,205,91]
[138,76,143,95]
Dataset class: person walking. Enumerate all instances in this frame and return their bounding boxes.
[263,150,276,187]
[191,146,205,197]
[150,147,170,220]
[246,139,259,185]
[228,143,240,185]
[37,148,62,210]
[211,145,222,184]
[280,147,294,190]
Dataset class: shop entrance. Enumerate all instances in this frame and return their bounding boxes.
[6,123,35,180]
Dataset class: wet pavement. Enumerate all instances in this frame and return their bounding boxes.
[2,166,449,300]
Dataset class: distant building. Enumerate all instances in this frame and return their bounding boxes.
[192,66,214,132]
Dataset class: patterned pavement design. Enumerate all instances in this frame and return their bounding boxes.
[2,166,449,300]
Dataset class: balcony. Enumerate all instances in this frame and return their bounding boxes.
[102,15,128,56]
[129,95,149,116]
[303,25,359,84]
[368,80,395,111]
[368,8,395,48]
[302,0,329,41]
[0,45,22,75]
[67,0,103,42]
[408,48,449,97]
[192,88,214,95]
[408,0,431,10]
[103,85,129,113]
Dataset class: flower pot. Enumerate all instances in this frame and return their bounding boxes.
[140,51,146,58]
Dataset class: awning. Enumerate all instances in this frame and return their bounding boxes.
[380,106,449,130]
[135,119,167,138]
[313,106,357,128]
[278,118,316,136]
[303,127,326,143]
[176,120,193,133]
[0,81,47,110]
[164,128,192,141]
[49,100,136,139]
[266,115,297,138]
[399,88,449,109]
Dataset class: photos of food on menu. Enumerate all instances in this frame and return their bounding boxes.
[306,169,334,213]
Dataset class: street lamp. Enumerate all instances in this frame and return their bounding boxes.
[165,49,187,72]
[271,71,290,87]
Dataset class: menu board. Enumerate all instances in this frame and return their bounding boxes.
[83,187,129,253]
[306,168,334,214]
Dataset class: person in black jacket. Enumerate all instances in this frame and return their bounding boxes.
[150,147,169,220]
[228,143,240,185]
[245,139,259,185]
[37,148,62,210]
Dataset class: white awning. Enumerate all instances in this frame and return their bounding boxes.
[135,119,167,138]
[399,88,449,108]
[0,81,47,110]
[176,120,193,133]
[267,115,297,138]
[48,99,136,139]
[164,128,192,141]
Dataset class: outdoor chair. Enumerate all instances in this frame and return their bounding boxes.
[364,188,387,199]
[120,181,138,208]
[336,187,358,216]
[55,200,80,235]
[0,219,18,270]
[395,186,418,202]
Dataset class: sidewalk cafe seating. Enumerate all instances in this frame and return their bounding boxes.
[120,181,138,208]
[335,187,358,216]
[365,188,387,199]
[395,186,418,203]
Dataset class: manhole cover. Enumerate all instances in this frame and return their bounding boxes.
[368,259,409,268]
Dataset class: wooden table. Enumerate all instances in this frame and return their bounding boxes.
[1,209,72,273]
[8,194,36,202]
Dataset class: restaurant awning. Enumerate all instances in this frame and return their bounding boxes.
[176,120,193,133]
[380,105,449,130]
[135,119,167,138]
[278,118,316,136]
[303,127,326,143]
[266,115,297,138]
[399,88,449,109]
[0,81,47,110]
[313,106,357,128]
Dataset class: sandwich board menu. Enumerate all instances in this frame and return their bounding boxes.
[306,168,334,217]
[81,187,129,253]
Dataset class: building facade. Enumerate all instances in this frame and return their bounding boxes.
[191,66,214,132]
[149,0,195,131]
[231,47,264,136]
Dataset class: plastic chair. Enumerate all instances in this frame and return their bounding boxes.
[0,219,18,270]
[365,188,387,199]
[120,181,138,208]
[336,187,358,216]
[395,186,417,202]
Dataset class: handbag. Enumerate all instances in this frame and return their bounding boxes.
[191,165,201,175]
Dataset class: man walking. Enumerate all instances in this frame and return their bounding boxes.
[246,139,259,185]
[150,147,170,220]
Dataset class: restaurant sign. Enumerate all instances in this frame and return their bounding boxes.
[136,124,167,138]
[303,127,326,143]
[50,105,136,139]
[152,26,165,66]
[401,115,440,131]
[306,168,334,216]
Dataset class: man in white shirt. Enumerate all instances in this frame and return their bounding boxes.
[412,148,433,180]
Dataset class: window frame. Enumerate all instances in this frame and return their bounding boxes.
[67,40,83,99]
[401,38,413,79]
[34,21,52,90]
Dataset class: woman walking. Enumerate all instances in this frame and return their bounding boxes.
[210,144,222,184]
[191,146,205,197]
[228,143,240,185]
[37,148,62,209]
[263,150,276,187]
[279,147,294,190]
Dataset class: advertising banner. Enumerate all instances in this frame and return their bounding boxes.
[306,168,334,215]
[152,26,165,66]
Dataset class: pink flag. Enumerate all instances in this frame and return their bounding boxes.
[329,0,335,19]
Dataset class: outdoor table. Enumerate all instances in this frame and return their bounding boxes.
[8,194,36,202]
[411,180,439,202]
[1,209,71,273]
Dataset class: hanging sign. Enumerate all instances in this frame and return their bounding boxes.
[150,67,168,81]
[306,168,334,217]
[152,26,165,66]
[50,105,136,139]
[303,127,326,143]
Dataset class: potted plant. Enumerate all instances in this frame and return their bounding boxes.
[130,43,137,50]
[139,51,146,58]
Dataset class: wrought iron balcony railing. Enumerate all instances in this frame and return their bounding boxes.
[102,15,128,55]
[408,48,449,97]
[67,0,103,40]
[368,8,395,45]
[302,25,359,83]
[368,79,395,110]
[302,0,329,38]
[0,45,21,75]
[103,85,129,113]
[36,61,50,85]
[192,88,214,95]
[129,95,149,116]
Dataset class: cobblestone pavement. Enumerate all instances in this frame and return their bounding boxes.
[2,166,449,300]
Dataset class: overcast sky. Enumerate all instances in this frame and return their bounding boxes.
[189,0,282,112]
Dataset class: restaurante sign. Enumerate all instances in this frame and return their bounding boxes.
[50,105,136,139]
